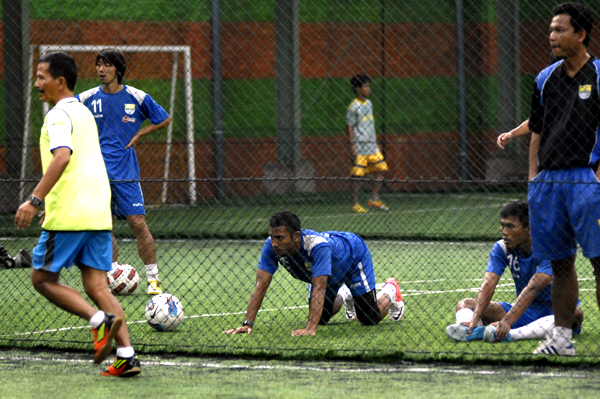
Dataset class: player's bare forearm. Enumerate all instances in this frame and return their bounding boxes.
[497,119,531,149]
[223,269,272,335]
[469,272,499,331]
[293,275,327,336]
[246,269,272,322]
[529,132,540,180]
[126,116,172,149]
[347,126,357,156]
[502,273,550,326]
[33,147,71,200]
[15,147,70,229]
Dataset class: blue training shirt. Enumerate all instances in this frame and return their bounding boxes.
[76,85,169,181]
[258,230,365,288]
[486,239,553,310]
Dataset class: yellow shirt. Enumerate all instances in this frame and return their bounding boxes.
[39,98,112,231]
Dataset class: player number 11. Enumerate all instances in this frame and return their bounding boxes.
[91,99,102,113]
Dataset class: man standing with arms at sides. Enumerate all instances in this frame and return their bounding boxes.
[528,2,600,355]
[15,52,141,377]
[346,75,390,213]
[77,49,171,295]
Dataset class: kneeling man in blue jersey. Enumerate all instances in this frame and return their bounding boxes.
[77,49,171,295]
[446,200,584,343]
[223,211,405,336]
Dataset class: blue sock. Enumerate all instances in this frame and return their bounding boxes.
[465,326,485,341]
[503,333,514,342]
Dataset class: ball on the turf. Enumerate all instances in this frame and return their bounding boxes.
[145,293,184,332]
[107,264,139,295]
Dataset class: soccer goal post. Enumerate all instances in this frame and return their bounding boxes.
[23,45,196,206]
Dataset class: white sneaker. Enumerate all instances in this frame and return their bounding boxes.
[483,325,514,343]
[337,285,356,320]
[533,332,575,356]
[446,323,486,342]
[344,296,357,321]
[384,278,405,321]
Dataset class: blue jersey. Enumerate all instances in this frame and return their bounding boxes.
[258,230,374,292]
[76,85,169,181]
[486,240,552,310]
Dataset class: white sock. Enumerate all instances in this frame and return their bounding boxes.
[552,326,573,345]
[378,282,396,302]
[116,346,135,358]
[145,263,159,281]
[111,262,119,270]
[337,285,352,301]
[510,315,554,341]
[89,311,106,328]
[455,308,474,324]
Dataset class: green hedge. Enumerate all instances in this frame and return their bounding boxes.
[7,75,507,145]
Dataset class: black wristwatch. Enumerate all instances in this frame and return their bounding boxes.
[242,320,254,328]
[27,195,42,208]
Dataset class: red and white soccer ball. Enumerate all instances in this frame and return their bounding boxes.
[107,264,139,295]
[145,293,184,332]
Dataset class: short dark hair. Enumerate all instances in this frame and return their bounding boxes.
[269,211,301,235]
[96,48,127,83]
[553,2,594,47]
[38,52,78,91]
[500,200,529,227]
[350,74,370,94]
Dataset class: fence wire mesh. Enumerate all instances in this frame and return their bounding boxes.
[1,0,600,363]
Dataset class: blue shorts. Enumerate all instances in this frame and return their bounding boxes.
[499,301,553,329]
[528,168,600,260]
[110,181,146,217]
[32,231,112,273]
[343,238,376,297]
[499,301,582,334]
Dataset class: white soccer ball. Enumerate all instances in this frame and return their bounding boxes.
[145,293,184,332]
[107,264,139,295]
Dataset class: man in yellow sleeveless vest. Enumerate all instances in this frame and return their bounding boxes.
[14,52,140,378]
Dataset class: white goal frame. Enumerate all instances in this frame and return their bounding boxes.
[23,45,196,206]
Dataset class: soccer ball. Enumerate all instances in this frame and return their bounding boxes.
[107,264,139,295]
[145,293,184,332]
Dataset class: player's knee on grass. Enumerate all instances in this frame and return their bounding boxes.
[354,291,382,326]
[316,294,337,326]
[573,306,584,331]
[456,298,475,312]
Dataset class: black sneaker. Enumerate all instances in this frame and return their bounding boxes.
[101,355,142,377]
[14,249,32,268]
[0,246,15,269]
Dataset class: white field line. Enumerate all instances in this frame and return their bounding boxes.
[0,354,594,379]
[7,278,597,338]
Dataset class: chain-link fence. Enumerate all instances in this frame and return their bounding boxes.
[1,0,600,363]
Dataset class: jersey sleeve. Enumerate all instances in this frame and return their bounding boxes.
[309,244,332,278]
[46,109,73,153]
[485,242,507,277]
[345,102,357,127]
[535,259,553,276]
[140,94,170,125]
[257,239,279,275]
[529,79,544,134]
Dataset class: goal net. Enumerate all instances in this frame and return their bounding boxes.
[23,45,196,206]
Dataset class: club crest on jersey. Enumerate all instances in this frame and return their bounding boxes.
[579,85,592,100]
[124,103,136,115]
